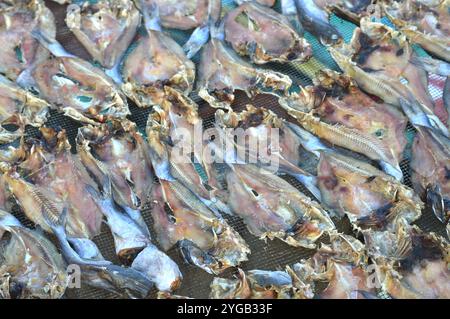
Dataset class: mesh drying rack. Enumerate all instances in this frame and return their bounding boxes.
[4,0,448,299]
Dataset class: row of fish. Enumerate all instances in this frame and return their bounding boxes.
[0,0,448,299]
[161,229,449,299]
[1,1,449,132]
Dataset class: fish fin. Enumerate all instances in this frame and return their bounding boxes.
[139,1,161,32]
[105,62,123,85]
[356,203,394,229]
[409,56,450,77]
[379,161,403,181]
[426,184,449,225]
[31,29,75,58]
[178,239,217,275]
[290,174,322,202]
[398,98,449,137]
[285,121,329,158]
[183,24,210,59]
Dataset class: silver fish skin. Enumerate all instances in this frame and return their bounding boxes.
[85,183,151,264]
[293,0,342,44]
[151,180,250,274]
[131,244,183,292]
[43,208,153,299]
[210,268,312,299]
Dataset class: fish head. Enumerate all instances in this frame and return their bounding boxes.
[224,2,311,64]
[77,120,153,209]
[198,38,292,110]
[0,0,55,80]
[121,30,195,107]
[65,0,141,69]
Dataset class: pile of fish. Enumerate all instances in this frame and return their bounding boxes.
[0,0,448,299]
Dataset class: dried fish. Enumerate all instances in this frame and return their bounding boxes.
[316,150,423,230]
[43,208,154,298]
[363,222,449,299]
[146,86,230,215]
[16,28,129,124]
[65,0,141,69]
[10,128,104,239]
[197,23,292,110]
[210,268,313,299]
[383,0,450,62]
[214,105,324,200]
[0,74,49,144]
[120,4,195,107]
[224,2,311,64]
[280,69,407,180]
[329,18,449,135]
[0,210,68,299]
[151,179,250,274]
[293,0,342,44]
[77,120,153,210]
[291,233,378,299]
[411,126,450,233]
[0,0,55,81]
[224,163,335,248]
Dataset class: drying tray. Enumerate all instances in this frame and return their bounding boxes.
[3,0,448,299]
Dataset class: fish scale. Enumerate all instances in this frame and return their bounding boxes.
[0,0,445,299]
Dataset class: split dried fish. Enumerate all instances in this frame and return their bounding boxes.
[0,210,68,299]
[329,18,449,136]
[280,69,408,180]
[146,86,230,215]
[151,179,250,274]
[0,0,55,81]
[197,23,292,110]
[65,0,141,69]
[291,233,378,299]
[135,0,221,58]
[214,105,324,200]
[210,268,313,299]
[224,2,311,64]
[5,128,103,239]
[17,30,130,125]
[0,74,50,144]
[383,0,450,62]
[411,126,450,235]
[135,0,221,30]
[292,0,342,44]
[77,120,154,210]
[363,222,449,299]
[120,4,195,107]
[316,150,423,230]
[224,163,335,249]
